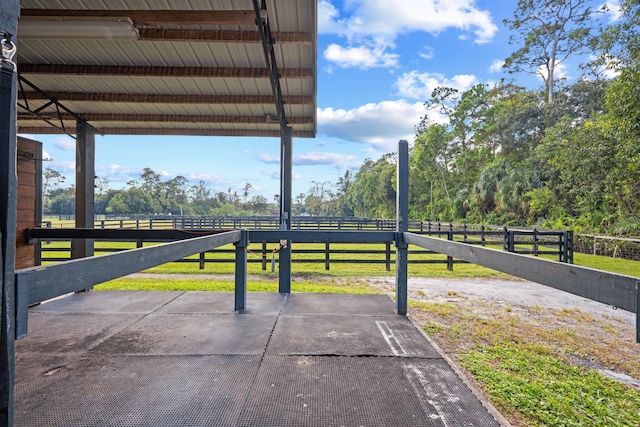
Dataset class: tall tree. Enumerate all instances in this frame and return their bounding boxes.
[503,0,598,102]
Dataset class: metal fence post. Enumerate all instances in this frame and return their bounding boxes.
[568,230,574,264]
[234,230,249,311]
[558,233,564,262]
[396,140,409,315]
[386,242,391,272]
[503,226,508,251]
[447,230,454,271]
[262,241,267,271]
[199,252,205,270]
[325,242,330,270]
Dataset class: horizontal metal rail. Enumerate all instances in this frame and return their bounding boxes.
[404,232,639,342]
[249,230,397,243]
[27,227,230,242]
[15,230,241,338]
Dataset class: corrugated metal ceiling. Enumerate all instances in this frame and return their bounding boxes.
[16,0,317,138]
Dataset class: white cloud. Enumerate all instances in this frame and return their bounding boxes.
[49,160,75,173]
[323,43,399,69]
[42,150,52,161]
[395,71,478,100]
[489,59,505,74]
[602,0,622,21]
[96,164,141,183]
[53,136,75,151]
[262,169,301,180]
[258,154,280,164]
[318,0,345,34]
[319,0,498,43]
[317,100,426,151]
[185,173,228,184]
[418,46,435,60]
[537,62,570,82]
[258,151,359,169]
[296,152,359,168]
[319,0,497,70]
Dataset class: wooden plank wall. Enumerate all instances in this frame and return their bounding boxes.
[16,137,42,269]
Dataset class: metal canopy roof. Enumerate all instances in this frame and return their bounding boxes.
[15,0,317,138]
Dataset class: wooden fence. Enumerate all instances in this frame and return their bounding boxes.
[37,218,573,269]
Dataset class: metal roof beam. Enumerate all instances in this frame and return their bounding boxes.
[18,112,314,125]
[17,126,315,138]
[138,28,312,44]
[21,9,257,26]
[253,0,288,132]
[19,91,314,105]
[19,64,312,78]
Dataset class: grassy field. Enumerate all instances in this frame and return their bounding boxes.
[41,239,640,277]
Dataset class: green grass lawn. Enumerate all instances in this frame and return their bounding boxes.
[40,239,640,278]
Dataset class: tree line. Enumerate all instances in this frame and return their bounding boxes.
[43,0,640,235]
[330,0,640,235]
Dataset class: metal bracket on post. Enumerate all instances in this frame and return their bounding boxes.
[234,230,249,311]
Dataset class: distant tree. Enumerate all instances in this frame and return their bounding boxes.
[248,195,269,214]
[47,188,75,215]
[95,176,110,195]
[43,168,66,197]
[242,182,253,204]
[190,180,211,203]
[106,188,155,215]
[503,0,599,102]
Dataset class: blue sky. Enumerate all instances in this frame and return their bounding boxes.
[28,0,621,201]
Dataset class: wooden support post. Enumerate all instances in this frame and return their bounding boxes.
[396,140,409,315]
[447,230,454,271]
[386,242,391,272]
[0,7,19,424]
[234,230,248,311]
[261,241,267,270]
[568,231,574,264]
[199,252,205,269]
[325,242,330,270]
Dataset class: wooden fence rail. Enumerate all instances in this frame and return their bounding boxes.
[33,225,571,270]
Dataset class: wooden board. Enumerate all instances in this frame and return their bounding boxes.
[16,137,41,269]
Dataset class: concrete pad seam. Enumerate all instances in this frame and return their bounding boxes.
[234,293,289,424]
[407,314,513,427]
[79,292,187,355]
